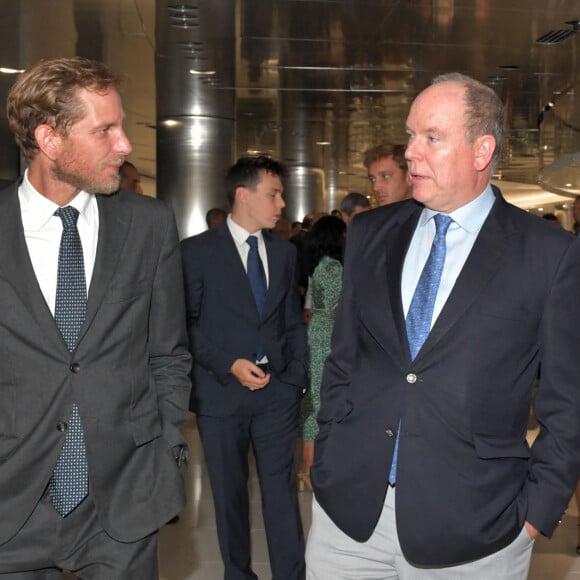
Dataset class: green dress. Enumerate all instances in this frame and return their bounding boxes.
[300,256,343,441]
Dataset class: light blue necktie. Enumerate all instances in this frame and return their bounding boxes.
[246,235,267,360]
[389,213,453,484]
[50,206,89,516]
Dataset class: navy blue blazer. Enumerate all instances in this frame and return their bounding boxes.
[311,188,580,566]
[181,223,308,416]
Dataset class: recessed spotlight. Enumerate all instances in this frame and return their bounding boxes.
[0,67,24,74]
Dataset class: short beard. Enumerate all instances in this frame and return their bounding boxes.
[52,163,121,195]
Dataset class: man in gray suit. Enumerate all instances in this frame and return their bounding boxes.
[0,56,191,578]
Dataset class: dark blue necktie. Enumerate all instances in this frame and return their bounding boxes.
[389,213,452,484]
[246,235,267,361]
[50,206,89,516]
[246,235,267,318]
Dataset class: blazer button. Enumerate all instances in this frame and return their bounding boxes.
[385,428,395,437]
[56,421,68,432]
[406,373,417,383]
[70,362,81,373]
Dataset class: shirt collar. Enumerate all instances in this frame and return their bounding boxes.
[419,184,495,234]
[19,169,95,230]
[227,214,265,247]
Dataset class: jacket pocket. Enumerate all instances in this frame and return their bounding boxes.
[131,409,162,447]
[474,435,531,459]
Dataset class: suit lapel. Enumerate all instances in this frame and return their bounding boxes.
[357,202,421,363]
[0,184,67,351]
[216,224,261,318]
[80,193,130,342]
[385,207,422,356]
[263,230,285,317]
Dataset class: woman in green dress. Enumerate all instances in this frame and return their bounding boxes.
[298,215,346,491]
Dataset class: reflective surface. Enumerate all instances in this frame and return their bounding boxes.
[2,1,580,226]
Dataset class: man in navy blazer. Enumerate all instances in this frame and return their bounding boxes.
[307,74,580,578]
[181,156,308,580]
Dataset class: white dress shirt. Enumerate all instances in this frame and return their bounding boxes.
[401,185,495,326]
[18,170,99,315]
[226,214,270,286]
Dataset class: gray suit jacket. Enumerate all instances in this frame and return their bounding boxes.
[0,183,191,544]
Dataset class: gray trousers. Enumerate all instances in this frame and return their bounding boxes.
[0,487,158,579]
[306,488,534,579]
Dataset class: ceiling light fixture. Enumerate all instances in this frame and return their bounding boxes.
[190,69,216,75]
[0,67,24,74]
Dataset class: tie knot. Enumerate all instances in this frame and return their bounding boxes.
[246,235,259,250]
[433,213,452,236]
[55,206,80,229]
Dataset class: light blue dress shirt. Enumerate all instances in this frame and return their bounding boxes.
[401,185,496,324]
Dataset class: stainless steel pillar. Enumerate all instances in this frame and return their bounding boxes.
[155,0,236,238]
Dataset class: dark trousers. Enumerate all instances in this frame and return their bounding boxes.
[0,487,158,579]
[197,379,305,580]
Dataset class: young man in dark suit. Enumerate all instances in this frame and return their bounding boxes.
[181,156,308,580]
[0,56,191,577]
[307,73,580,578]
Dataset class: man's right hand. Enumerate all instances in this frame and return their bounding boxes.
[230,359,271,391]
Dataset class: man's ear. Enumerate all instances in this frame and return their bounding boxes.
[34,124,60,160]
[473,135,496,171]
[235,185,248,205]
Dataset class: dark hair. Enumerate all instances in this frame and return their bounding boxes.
[340,192,370,216]
[205,207,227,227]
[302,214,314,229]
[307,216,346,274]
[7,56,121,161]
[225,156,287,207]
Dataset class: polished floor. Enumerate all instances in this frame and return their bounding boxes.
[157,414,580,579]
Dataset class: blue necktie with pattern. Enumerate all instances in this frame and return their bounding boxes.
[389,213,453,484]
[50,206,89,516]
